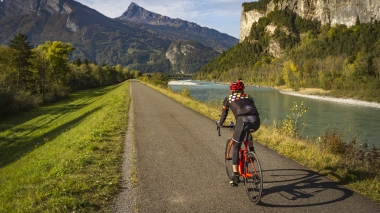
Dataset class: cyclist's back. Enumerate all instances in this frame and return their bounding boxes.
[216,80,260,186]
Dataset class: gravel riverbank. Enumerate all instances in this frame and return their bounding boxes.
[280,90,380,109]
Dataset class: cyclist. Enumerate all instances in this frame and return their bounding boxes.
[216,80,260,186]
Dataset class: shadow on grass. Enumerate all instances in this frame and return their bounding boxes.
[322,165,379,186]
[259,169,354,207]
[0,105,103,168]
[0,84,120,132]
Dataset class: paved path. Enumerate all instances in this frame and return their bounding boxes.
[129,80,379,212]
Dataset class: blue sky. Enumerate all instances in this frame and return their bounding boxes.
[75,0,250,38]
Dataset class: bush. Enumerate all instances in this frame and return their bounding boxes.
[275,101,309,138]
[320,128,346,154]
[179,85,191,97]
[317,127,380,172]
[0,90,14,118]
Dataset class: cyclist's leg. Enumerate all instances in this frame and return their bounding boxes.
[232,117,245,170]
[230,117,245,185]
[246,132,255,152]
[230,141,241,186]
[243,118,261,152]
[231,140,242,171]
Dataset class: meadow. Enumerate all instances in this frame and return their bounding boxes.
[0,81,130,212]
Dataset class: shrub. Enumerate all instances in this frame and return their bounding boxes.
[275,101,309,138]
[317,127,380,172]
[320,128,346,154]
[179,85,191,97]
[0,90,13,117]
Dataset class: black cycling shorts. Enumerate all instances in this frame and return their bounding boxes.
[232,115,260,165]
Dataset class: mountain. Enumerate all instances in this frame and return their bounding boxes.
[117,2,238,53]
[193,0,380,102]
[240,0,380,42]
[0,0,173,68]
[0,0,232,73]
[165,40,219,74]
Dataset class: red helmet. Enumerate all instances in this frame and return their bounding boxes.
[230,80,244,91]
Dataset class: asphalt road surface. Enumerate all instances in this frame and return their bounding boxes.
[129,80,379,213]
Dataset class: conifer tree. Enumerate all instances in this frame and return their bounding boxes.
[8,33,34,91]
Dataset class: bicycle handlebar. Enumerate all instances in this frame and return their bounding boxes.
[216,121,235,137]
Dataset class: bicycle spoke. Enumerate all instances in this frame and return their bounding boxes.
[244,151,263,204]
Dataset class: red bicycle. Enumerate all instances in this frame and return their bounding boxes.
[217,122,263,204]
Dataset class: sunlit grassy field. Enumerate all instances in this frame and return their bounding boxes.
[0,81,130,212]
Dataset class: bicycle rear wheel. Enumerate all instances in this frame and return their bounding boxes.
[244,151,263,204]
[224,139,234,180]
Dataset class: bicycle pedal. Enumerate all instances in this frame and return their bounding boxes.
[230,180,238,187]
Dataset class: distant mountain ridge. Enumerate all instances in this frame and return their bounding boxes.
[0,0,171,67]
[0,0,234,74]
[117,2,238,52]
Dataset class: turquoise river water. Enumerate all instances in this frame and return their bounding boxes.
[168,80,380,147]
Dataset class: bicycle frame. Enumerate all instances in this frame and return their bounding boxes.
[218,123,256,178]
[226,138,253,178]
[218,122,263,204]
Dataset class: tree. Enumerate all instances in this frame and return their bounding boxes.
[73,58,82,67]
[30,48,50,97]
[0,46,15,90]
[37,41,74,86]
[8,33,34,91]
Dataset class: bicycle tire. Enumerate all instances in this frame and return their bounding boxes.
[244,151,263,204]
[224,139,234,180]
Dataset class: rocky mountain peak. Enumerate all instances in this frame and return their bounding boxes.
[0,0,73,20]
[117,2,238,52]
[121,2,145,18]
[118,2,179,26]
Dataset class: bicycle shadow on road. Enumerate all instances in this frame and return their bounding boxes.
[259,169,353,207]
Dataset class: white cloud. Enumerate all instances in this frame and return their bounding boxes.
[75,0,245,38]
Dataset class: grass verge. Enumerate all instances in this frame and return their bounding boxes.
[0,81,130,212]
[142,81,380,204]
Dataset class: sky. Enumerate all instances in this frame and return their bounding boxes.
[75,0,250,38]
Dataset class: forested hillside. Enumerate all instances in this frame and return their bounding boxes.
[194,8,380,102]
[0,33,139,117]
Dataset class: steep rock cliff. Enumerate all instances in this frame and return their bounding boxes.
[165,40,219,74]
[240,0,380,42]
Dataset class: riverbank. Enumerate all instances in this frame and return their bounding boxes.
[144,79,380,204]
[174,80,380,108]
[278,87,380,109]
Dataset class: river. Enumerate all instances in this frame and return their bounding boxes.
[168,80,380,147]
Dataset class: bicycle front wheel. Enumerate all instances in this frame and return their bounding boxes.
[244,151,263,204]
[224,139,234,180]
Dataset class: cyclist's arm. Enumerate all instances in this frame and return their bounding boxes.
[217,97,229,125]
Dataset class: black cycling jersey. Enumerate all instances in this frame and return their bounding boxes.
[218,92,259,125]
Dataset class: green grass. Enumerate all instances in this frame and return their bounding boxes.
[143,81,380,204]
[0,81,130,212]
